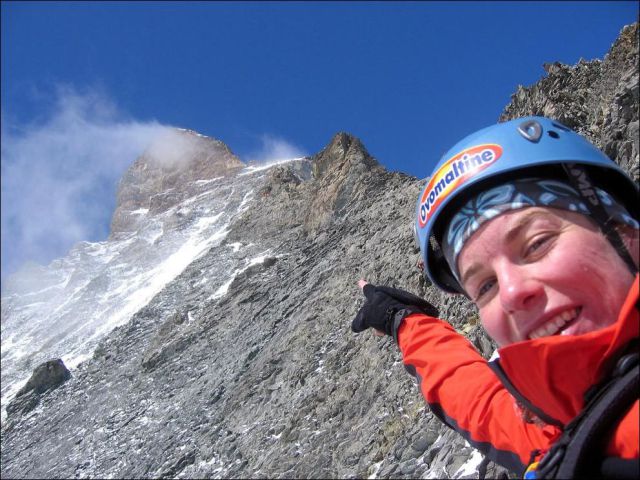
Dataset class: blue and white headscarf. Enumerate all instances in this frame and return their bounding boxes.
[442,177,638,281]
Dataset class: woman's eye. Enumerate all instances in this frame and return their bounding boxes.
[525,235,551,257]
[476,278,496,300]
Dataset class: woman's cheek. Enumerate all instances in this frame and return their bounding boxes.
[480,306,510,347]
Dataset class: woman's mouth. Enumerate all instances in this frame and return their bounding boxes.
[528,307,582,340]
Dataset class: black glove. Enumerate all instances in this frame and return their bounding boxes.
[352,284,439,343]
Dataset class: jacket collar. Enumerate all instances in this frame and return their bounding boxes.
[493,275,639,426]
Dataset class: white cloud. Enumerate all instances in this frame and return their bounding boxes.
[246,134,307,164]
[1,87,170,282]
[0,88,308,285]
[145,129,204,168]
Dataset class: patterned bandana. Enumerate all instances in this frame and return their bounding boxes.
[442,177,639,282]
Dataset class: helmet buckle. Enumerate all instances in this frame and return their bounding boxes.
[518,120,543,143]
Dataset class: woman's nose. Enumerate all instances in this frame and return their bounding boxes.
[498,264,543,313]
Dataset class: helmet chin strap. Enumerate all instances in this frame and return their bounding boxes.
[562,163,638,275]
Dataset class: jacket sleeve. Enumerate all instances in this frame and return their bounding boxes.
[398,312,560,474]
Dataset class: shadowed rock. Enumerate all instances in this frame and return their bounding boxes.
[6,359,71,418]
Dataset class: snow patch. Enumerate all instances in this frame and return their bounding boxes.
[237,191,253,213]
[228,242,243,252]
[143,225,164,245]
[194,213,223,232]
[210,277,234,300]
[453,449,484,478]
[368,460,383,479]
[178,189,218,208]
[209,251,272,301]
[83,241,114,260]
[101,224,230,337]
[194,177,223,185]
[238,157,304,176]
[63,352,92,370]
[247,253,271,267]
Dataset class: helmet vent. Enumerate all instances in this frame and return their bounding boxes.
[548,130,560,139]
[517,120,542,143]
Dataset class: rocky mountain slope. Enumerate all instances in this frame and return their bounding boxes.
[1,128,261,414]
[1,22,637,480]
[501,22,639,181]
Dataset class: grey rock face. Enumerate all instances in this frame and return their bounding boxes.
[1,151,257,411]
[1,22,637,480]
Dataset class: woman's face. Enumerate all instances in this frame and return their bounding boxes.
[457,207,637,346]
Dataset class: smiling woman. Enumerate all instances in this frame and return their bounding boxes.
[459,205,637,344]
[352,116,639,479]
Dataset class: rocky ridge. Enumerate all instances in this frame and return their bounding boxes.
[1,22,638,480]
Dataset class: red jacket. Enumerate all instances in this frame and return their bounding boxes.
[398,275,639,474]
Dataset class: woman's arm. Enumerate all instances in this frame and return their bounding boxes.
[398,313,560,474]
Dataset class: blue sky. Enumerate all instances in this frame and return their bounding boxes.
[1,1,638,281]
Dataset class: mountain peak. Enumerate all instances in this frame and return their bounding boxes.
[311,132,379,179]
[143,128,243,171]
[110,129,244,236]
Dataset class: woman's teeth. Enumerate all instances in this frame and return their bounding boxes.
[529,308,581,339]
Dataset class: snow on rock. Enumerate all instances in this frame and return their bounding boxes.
[1,155,290,422]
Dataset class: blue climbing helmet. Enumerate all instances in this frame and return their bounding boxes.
[415,116,639,294]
